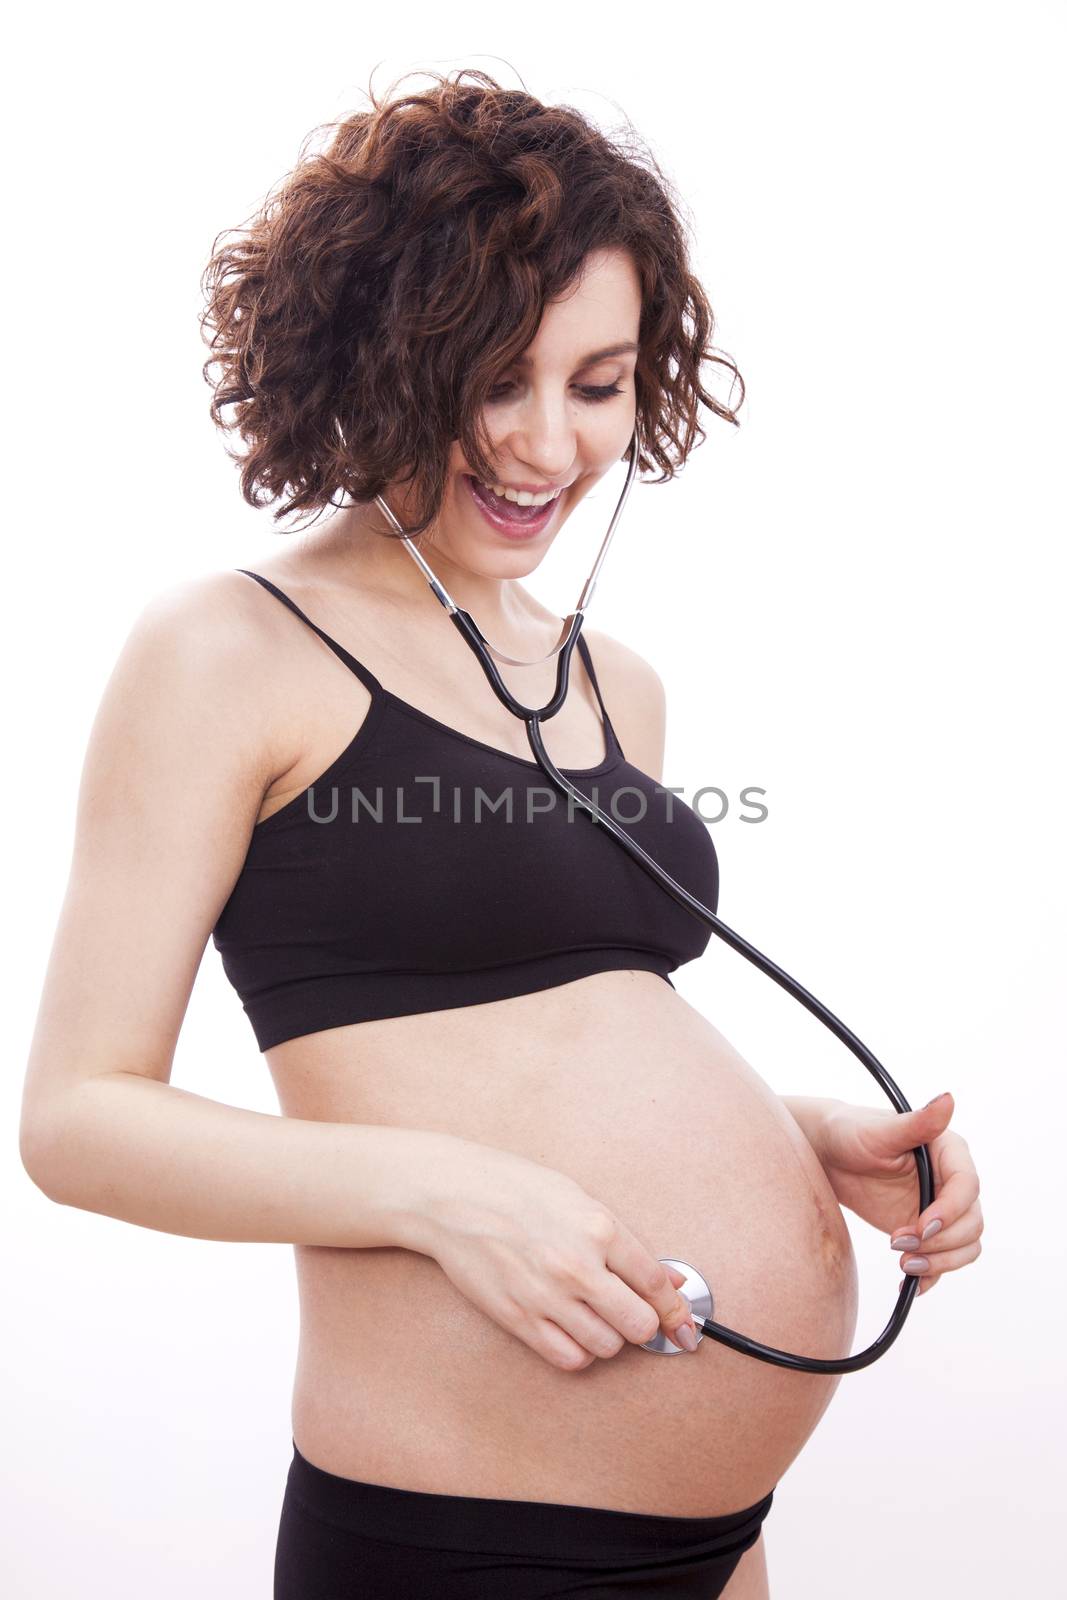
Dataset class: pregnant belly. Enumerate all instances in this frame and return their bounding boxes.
[273,972,861,1518]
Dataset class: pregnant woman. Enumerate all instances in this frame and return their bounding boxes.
[20,70,983,1598]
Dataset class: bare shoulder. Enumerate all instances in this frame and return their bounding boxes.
[130,565,280,672]
[119,567,291,755]
[580,625,667,780]
[85,567,302,870]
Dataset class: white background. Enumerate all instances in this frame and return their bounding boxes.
[5,2,1063,1594]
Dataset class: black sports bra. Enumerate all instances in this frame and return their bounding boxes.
[211,570,719,1051]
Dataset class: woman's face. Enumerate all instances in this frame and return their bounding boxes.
[391,246,641,578]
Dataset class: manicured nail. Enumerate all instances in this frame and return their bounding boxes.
[672,1321,698,1352]
[892,1235,921,1251]
[901,1256,930,1273]
[920,1219,943,1241]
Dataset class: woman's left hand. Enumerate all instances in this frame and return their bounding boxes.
[817,1092,983,1295]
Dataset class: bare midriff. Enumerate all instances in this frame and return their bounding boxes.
[265,968,860,1519]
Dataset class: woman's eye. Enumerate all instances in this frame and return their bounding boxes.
[486,381,625,403]
[577,382,625,402]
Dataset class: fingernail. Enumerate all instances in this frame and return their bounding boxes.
[923,1092,950,1107]
[901,1255,930,1273]
[920,1219,943,1241]
[891,1235,921,1251]
[672,1321,698,1352]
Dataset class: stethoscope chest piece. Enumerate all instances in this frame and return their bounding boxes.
[642,1258,714,1354]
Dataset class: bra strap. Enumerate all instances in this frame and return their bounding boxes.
[235,570,384,695]
[576,633,623,759]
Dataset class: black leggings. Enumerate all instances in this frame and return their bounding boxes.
[274,1440,775,1598]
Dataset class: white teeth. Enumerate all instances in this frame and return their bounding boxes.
[477,479,562,508]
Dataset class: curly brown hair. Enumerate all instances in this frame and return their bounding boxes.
[199,68,744,534]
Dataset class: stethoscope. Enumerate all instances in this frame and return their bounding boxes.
[374,429,934,1375]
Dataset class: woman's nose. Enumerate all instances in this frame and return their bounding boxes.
[501,397,579,482]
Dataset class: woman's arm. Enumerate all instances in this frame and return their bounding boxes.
[18,573,450,1253]
[23,1067,470,1251]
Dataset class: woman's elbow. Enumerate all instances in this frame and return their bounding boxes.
[19,1098,89,1207]
[20,1112,67,1201]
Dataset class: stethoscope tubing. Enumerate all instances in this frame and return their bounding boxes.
[377,436,933,1374]
[455,608,932,1374]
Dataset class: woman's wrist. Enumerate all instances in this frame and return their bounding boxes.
[780,1095,844,1164]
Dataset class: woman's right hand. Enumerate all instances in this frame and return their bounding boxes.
[410,1137,700,1370]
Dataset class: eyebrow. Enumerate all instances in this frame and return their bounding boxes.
[511,341,640,368]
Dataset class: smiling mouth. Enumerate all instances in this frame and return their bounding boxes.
[463,473,565,534]
[471,476,565,507]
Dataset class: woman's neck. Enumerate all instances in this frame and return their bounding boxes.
[309,502,559,650]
